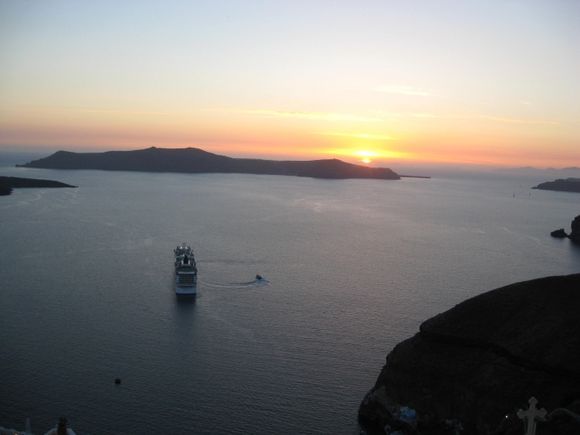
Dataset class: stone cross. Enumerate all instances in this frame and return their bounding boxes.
[517,397,547,435]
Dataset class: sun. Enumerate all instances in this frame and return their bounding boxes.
[320,146,409,162]
[354,150,378,164]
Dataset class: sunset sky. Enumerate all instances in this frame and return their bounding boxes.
[1,0,579,167]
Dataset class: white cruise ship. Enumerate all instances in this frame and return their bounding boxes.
[174,243,198,295]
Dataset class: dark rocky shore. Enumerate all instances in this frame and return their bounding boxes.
[550,215,580,243]
[0,176,76,196]
[533,178,580,193]
[359,274,580,435]
[18,147,401,180]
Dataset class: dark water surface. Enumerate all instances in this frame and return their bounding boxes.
[1,167,579,434]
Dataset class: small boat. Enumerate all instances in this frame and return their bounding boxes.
[255,274,264,281]
[174,243,198,295]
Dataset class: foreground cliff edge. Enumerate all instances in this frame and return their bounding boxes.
[359,274,580,435]
[18,147,401,180]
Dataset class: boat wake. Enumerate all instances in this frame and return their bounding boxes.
[199,276,270,289]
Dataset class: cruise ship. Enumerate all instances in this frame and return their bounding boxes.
[174,243,198,295]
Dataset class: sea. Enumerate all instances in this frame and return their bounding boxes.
[1,164,579,434]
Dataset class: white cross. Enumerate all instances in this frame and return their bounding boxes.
[517,397,547,435]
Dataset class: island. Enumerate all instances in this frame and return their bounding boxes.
[17,147,401,180]
[359,273,580,435]
[533,178,580,193]
[0,176,77,196]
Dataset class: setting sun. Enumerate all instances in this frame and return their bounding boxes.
[354,150,378,164]
[319,147,410,163]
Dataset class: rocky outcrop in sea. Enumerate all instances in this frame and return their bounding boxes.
[550,229,567,238]
[549,215,580,243]
[359,274,580,435]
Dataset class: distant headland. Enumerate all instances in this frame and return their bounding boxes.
[0,176,77,196]
[533,178,580,193]
[17,147,401,180]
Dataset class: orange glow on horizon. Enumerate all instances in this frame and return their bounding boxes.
[0,110,577,168]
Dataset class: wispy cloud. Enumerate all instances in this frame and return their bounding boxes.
[236,109,382,123]
[319,132,395,140]
[0,105,171,117]
[213,107,559,127]
[377,111,559,126]
[408,113,438,118]
[75,108,170,116]
[373,85,434,97]
[478,115,559,126]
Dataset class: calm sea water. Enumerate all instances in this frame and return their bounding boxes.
[1,167,579,434]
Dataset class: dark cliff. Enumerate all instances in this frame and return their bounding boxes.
[570,216,580,243]
[359,274,580,435]
[18,147,401,180]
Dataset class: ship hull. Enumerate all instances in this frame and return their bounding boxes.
[175,275,197,295]
[175,285,197,296]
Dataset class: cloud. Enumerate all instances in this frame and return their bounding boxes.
[319,132,395,140]
[0,105,171,117]
[214,107,559,127]
[477,115,559,126]
[378,111,558,126]
[236,109,382,123]
[409,113,438,118]
[373,85,434,97]
[75,108,170,116]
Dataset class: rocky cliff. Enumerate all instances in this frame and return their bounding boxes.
[359,274,580,435]
[570,216,580,243]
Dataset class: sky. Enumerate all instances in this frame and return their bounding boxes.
[1,0,579,167]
